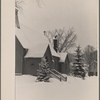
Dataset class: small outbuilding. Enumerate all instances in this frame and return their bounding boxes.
[88,60,97,76]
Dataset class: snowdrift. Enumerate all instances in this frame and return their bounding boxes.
[16,75,98,100]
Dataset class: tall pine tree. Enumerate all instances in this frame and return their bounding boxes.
[73,46,85,79]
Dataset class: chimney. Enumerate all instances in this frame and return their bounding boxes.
[53,35,58,52]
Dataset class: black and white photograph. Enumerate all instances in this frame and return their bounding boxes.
[15,0,99,100]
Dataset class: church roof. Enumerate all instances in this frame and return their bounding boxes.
[16,24,49,48]
[24,43,49,58]
[59,53,68,62]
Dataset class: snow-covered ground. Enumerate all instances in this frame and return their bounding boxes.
[16,75,98,100]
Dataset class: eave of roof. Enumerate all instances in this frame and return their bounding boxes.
[59,52,68,62]
[49,45,60,58]
[24,43,49,58]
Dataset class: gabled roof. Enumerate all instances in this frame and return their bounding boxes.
[16,24,60,58]
[24,43,60,58]
[49,45,60,58]
[24,43,49,58]
[16,27,31,48]
[16,24,49,48]
[59,53,68,62]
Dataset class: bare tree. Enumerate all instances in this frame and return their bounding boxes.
[15,0,23,29]
[15,0,44,29]
[83,45,96,66]
[44,27,77,52]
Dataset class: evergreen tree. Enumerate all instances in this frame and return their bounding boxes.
[73,46,85,79]
[37,57,50,82]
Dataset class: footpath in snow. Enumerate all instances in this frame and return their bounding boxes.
[16,75,98,100]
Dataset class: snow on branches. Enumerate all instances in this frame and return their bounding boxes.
[36,57,50,82]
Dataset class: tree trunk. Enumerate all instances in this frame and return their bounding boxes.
[15,9,20,29]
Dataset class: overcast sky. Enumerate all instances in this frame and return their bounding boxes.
[18,0,98,51]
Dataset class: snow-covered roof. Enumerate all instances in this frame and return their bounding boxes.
[59,53,68,62]
[24,43,60,58]
[16,27,31,48]
[16,24,49,48]
[24,43,49,58]
[49,44,60,58]
[16,24,60,58]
